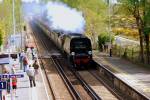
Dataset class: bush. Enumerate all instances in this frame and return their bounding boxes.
[0,27,4,46]
[98,32,114,51]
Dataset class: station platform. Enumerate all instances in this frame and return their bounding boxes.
[93,50,150,98]
[2,51,50,100]
[3,70,49,100]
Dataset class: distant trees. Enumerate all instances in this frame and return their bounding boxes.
[0,0,12,37]
[41,0,150,64]
[144,0,150,64]
[60,0,107,49]
[0,27,4,46]
[0,0,22,46]
[116,0,150,64]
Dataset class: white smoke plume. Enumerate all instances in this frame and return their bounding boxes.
[22,1,86,34]
[46,2,85,34]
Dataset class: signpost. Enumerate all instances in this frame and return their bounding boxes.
[0,74,24,78]
[0,81,7,90]
[0,74,24,100]
[0,81,7,100]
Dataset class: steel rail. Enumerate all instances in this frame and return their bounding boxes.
[89,70,122,100]
[51,56,82,100]
[31,21,82,100]
[69,68,102,100]
[32,21,102,100]
[29,22,56,100]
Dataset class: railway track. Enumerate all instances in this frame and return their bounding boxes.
[55,55,101,100]
[29,22,56,100]
[33,24,101,99]
[35,30,78,99]
[51,56,83,100]
[31,22,74,100]
[29,20,148,100]
[88,70,123,99]
[30,21,97,100]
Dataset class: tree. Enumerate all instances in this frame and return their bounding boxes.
[143,0,150,64]
[0,27,4,46]
[118,0,150,63]
[60,0,107,49]
[0,0,22,47]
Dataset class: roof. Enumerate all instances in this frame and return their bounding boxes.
[0,54,9,65]
[0,58,9,65]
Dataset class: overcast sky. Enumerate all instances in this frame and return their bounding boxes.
[0,0,40,3]
[112,0,117,4]
[22,0,40,3]
[0,0,3,3]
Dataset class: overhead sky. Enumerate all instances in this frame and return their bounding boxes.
[111,0,117,4]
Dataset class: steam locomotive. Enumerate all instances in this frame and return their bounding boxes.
[34,20,93,68]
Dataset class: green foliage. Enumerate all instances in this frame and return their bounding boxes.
[117,0,150,63]
[59,0,107,38]
[0,0,22,46]
[97,32,113,51]
[44,0,108,49]
[98,33,110,44]
[0,27,4,46]
[144,3,150,35]
[144,27,150,35]
[118,0,150,35]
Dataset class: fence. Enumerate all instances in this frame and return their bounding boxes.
[112,45,142,63]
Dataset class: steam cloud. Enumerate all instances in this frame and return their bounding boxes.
[22,1,86,34]
[46,2,85,34]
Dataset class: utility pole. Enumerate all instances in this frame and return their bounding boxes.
[11,1,15,100]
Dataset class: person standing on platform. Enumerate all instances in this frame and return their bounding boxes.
[26,65,36,87]
[19,50,25,60]
[31,47,35,60]
[23,57,28,72]
[11,69,17,95]
[12,77,17,95]
[19,50,26,69]
[32,60,39,75]
[3,70,10,94]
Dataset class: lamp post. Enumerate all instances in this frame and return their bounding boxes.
[12,0,16,52]
[108,0,112,57]
[13,0,16,35]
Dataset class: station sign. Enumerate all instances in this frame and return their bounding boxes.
[0,74,24,78]
[0,81,7,90]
